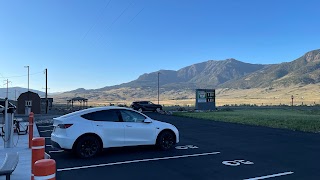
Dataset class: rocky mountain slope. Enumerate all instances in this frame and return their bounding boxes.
[220,49,320,88]
[54,49,320,103]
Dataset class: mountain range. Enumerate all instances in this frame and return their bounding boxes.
[52,49,319,103]
[220,49,320,88]
[0,87,46,101]
[115,49,320,90]
[7,49,320,104]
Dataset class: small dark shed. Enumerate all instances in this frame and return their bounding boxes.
[17,91,41,114]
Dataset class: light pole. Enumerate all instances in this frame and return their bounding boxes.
[24,66,29,92]
[24,66,30,115]
[157,72,160,105]
[4,79,11,98]
[45,68,48,114]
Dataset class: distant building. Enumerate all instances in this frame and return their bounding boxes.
[17,91,41,114]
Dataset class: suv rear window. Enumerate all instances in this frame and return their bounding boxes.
[139,101,148,104]
[81,110,120,122]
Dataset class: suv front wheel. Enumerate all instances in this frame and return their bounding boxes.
[156,131,175,150]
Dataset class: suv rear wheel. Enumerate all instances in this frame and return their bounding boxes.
[75,135,101,158]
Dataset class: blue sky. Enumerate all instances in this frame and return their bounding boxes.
[0,0,319,93]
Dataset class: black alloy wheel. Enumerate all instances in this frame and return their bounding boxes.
[75,136,101,158]
[157,131,175,150]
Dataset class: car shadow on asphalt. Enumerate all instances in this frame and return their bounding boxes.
[50,145,169,161]
[101,145,159,156]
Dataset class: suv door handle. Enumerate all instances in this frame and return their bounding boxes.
[126,125,132,127]
[96,125,103,127]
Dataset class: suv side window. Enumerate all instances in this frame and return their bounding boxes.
[120,110,146,123]
[81,110,120,122]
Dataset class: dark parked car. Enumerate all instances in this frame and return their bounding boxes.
[131,101,162,112]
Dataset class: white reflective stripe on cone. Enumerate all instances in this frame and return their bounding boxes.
[34,173,55,180]
[32,146,45,150]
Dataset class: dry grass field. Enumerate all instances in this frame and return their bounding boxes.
[54,84,320,108]
[52,85,320,133]
[215,84,320,106]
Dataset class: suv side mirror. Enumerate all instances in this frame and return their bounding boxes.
[143,119,152,123]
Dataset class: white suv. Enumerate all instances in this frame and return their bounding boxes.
[51,106,179,158]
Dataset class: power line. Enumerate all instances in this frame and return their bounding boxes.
[97,1,148,49]
[128,7,144,24]
[0,71,44,79]
[106,1,133,30]
[94,1,134,47]
[82,0,113,40]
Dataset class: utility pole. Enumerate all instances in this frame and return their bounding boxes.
[24,65,30,115]
[24,66,29,91]
[42,87,50,114]
[4,79,11,98]
[24,65,30,101]
[45,68,48,114]
[157,72,160,105]
[6,79,9,98]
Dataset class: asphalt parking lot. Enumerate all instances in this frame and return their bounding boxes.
[36,112,320,180]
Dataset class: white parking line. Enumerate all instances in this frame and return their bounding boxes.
[57,151,221,172]
[40,130,52,133]
[46,145,52,147]
[244,171,294,180]
[49,150,64,153]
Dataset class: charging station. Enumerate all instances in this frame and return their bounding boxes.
[1,98,17,148]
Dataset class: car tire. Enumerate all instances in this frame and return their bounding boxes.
[75,135,101,158]
[156,131,175,150]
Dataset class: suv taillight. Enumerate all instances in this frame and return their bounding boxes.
[58,124,73,129]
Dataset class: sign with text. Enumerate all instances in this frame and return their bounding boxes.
[195,89,216,110]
